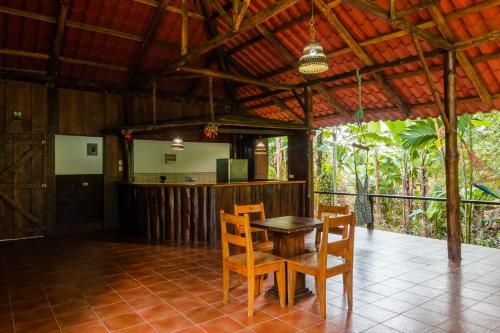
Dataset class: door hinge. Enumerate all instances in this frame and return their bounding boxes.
[41,140,46,145]
[41,183,47,188]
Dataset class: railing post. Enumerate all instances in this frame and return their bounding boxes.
[367,196,375,230]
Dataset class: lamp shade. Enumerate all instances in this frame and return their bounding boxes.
[171,137,184,151]
[254,140,267,155]
[298,41,329,74]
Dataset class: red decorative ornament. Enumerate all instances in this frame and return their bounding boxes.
[307,130,316,142]
[122,130,133,142]
[203,123,218,139]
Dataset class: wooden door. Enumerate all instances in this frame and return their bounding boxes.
[0,133,46,239]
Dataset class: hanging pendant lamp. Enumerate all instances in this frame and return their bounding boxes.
[254,139,267,155]
[171,137,184,151]
[298,0,329,74]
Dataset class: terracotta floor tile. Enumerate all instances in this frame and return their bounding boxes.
[170,296,208,312]
[200,316,245,333]
[13,306,54,325]
[15,317,60,333]
[137,303,177,321]
[212,300,248,314]
[118,287,152,301]
[230,308,273,326]
[62,321,108,333]
[116,323,156,333]
[174,325,206,333]
[56,309,99,329]
[149,313,194,332]
[302,321,346,333]
[52,300,91,317]
[94,301,132,319]
[182,304,225,324]
[103,312,145,332]
[277,309,322,329]
[86,292,123,307]
[127,294,164,310]
[251,318,299,333]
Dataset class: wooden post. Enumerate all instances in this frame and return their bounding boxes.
[304,85,314,218]
[181,0,188,55]
[444,50,461,261]
[45,84,59,235]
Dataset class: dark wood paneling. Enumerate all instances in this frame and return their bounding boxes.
[83,91,106,136]
[59,89,84,135]
[118,182,306,243]
[56,175,103,232]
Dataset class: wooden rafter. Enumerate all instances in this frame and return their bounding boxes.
[175,67,294,90]
[233,0,251,31]
[240,6,350,117]
[314,0,410,115]
[48,0,70,76]
[181,0,189,55]
[198,0,236,104]
[396,0,440,18]
[344,0,453,50]
[412,36,450,130]
[132,0,204,19]
[254,0,500,80]
[429,6,493,106]
[126,0,171,86]
[142,0,299,85]
[455,30,500,51]
[0,49,128,71]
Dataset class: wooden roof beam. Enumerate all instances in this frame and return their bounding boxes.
[175,67,294,90]
[429,6,493,106]
[131,0,204,19]
[141,0,299,85]
[455,30,500,51]
[126,0,171,87]
[314,0,410,115]
[396,0,440,18]
[257,0,500,80]
[48,0,70,76]
[344,0,453,50]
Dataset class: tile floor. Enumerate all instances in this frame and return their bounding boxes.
[0,228,499,333]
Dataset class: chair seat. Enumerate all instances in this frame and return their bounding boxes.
[288,252,345,270]
[227,251,284,266]
[254,240,273,252]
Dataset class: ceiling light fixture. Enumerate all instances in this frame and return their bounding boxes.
[171,137,184,151]
[298,0,329,74]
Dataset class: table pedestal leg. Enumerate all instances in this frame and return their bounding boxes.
[266,232,314,303]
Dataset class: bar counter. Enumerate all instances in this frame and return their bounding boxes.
[117,180,306,243]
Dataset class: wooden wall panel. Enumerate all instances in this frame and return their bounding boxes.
[31,85,47,134]
[83,91,106,136]
[0,82,6,133]
[106,94,123,129]
[59,89,83,135]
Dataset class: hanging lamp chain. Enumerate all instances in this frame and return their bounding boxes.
[309,0,315,41]
[209,77,214,122]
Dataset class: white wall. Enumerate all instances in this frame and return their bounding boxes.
[55,135,103,175]
[134,140,230,173]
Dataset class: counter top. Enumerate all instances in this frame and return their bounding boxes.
[118,180,305,187]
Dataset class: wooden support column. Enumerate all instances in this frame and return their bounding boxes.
[444,50,461,261]
[305,85,314,218]
[46,84,59,235]
[181,0,188,55]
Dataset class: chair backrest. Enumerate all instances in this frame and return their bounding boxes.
[220,210,254,267]
[319,213,356,271]
[234,202,266,220]
[318,203,349,218]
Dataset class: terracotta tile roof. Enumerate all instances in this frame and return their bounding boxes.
[0,0,498,126]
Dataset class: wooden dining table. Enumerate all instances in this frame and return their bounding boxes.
[250,216,323,302]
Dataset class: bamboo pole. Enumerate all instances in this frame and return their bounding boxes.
[444,50,461,261]
[305,85,314,218]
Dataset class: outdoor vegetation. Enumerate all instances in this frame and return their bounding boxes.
[268,112,499,248]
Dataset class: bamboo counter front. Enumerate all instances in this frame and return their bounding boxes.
[117,181,306,243]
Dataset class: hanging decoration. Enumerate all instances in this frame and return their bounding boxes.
[298,0,329,74]
[122,129,133,142]
[203,77,219,139]
[171,137,184,150]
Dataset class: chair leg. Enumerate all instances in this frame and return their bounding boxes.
[345,271,353,309]
[247,274,255,318]
[317,277,326,320]
[287,268,296,306]
[276,262,286,307]
[254,275,263,297]
[223,264,230,304]
[343,272,347,294]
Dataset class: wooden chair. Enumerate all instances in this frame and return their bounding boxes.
[287,213,356,319]
[305,204,350,253]
[220,210,286,317]
[233,203,273,253]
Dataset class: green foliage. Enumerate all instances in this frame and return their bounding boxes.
[311,112,499,248]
